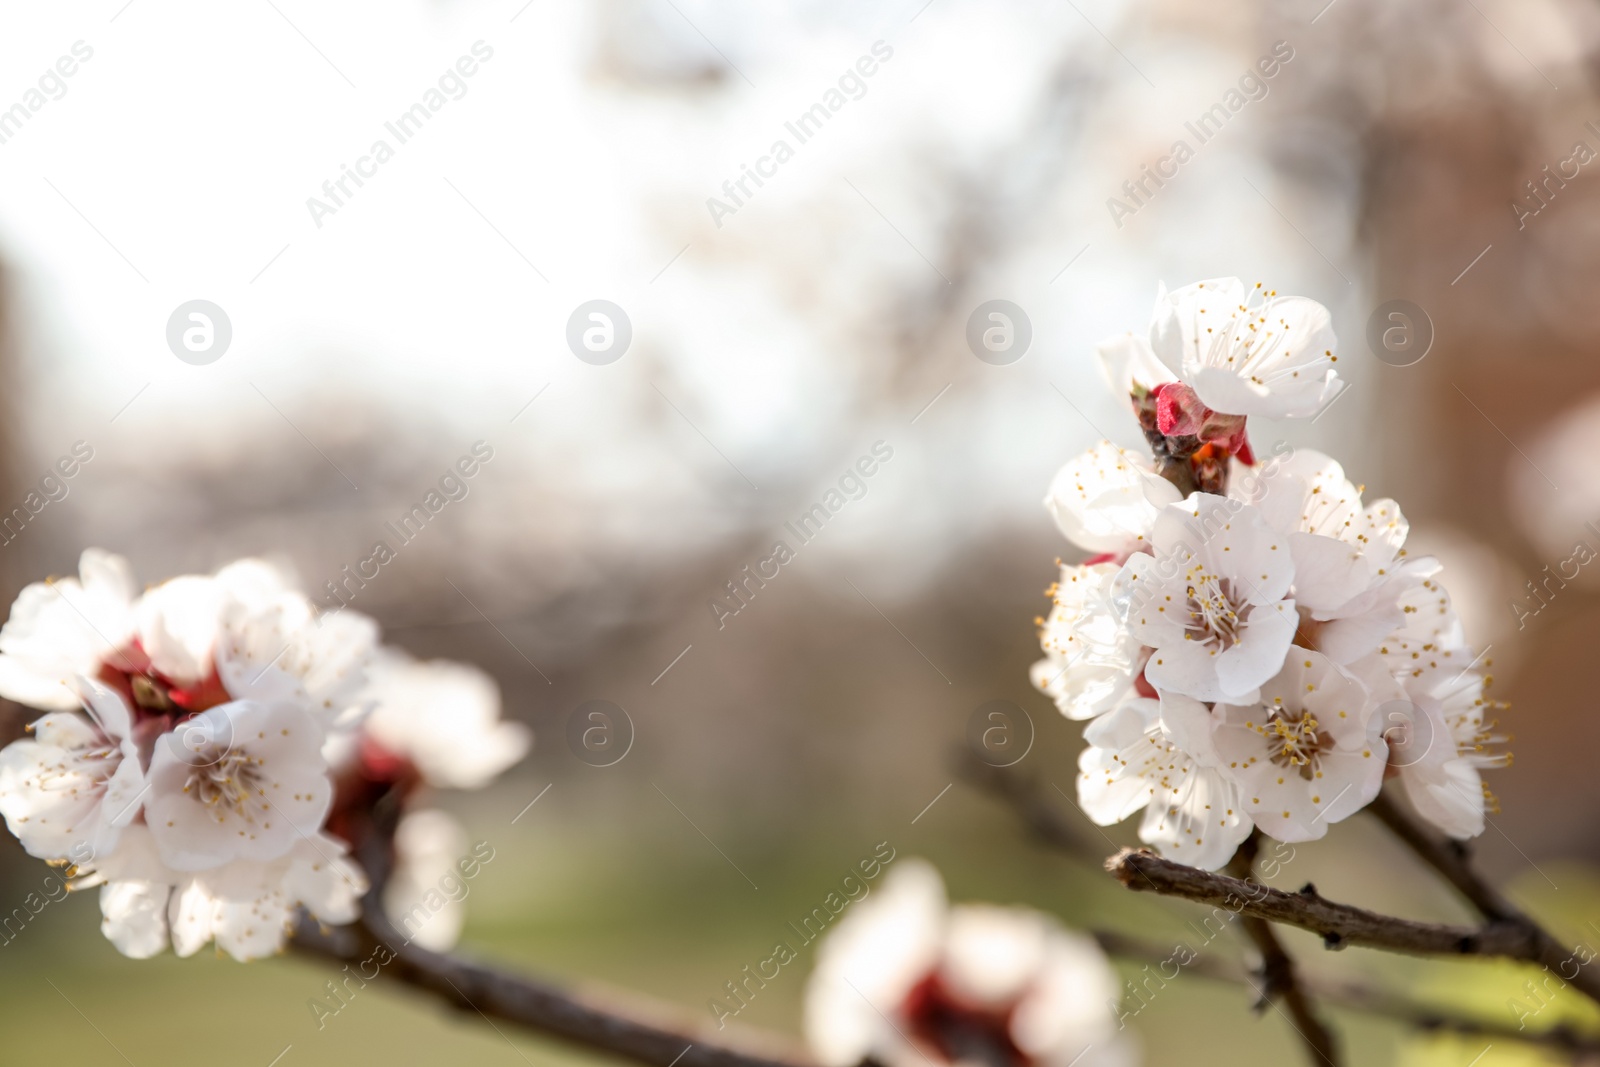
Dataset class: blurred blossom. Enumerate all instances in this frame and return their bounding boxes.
[1511,394,1600,563]
[804,858,1133,1067]
[333,649,531,792]
[383,808,471,952]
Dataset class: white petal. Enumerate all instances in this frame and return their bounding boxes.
[214,892,295,961]
[1078,700,1163,825]
[1289,532,1372,613]
[1137,765,1253,871]
[145,701,332,870]
[803,859,944,1067]
[1044,441,1179,556]
[100,880,171,959]
[1157,692,1223,767]
[1149,277,1248,376]
[1403,760,1486,840]
[167,879,218,958]
[1095,331,1174,398]
[942,905,1046,1006]
[1214,600,1296,700]
[137,575,222,684]
[1145,638,1239,704]
[0,552,138,710]
[361,652,529,790]
[384,811,466,949]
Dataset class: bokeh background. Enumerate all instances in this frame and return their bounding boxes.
[0,0,1598,1063]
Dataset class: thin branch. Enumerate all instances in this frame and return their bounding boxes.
[293,790,813,1067]
[1366,792,1512,918]
[292,916,814,1067]
[1225,833,1339,1066]
[1091,930,1600,1056]
[1367,790,1600,1006]
[1107,847,1538,958]
[960,755,1534,958]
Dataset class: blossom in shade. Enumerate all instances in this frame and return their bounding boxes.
[1353,578,1509,840]
[1030,562,1146,721]
[805,859,1135,1067]
[1116,494,1297,704]
[1211,651,1387,841]
[1149,278,1341,420]
[1385,667,1508,840]
[1241,449,1432,664]
[1077,695,1252,871]
[0,678,146,861]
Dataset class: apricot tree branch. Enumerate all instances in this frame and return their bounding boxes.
[1366,790,1600,1006]
[291,914,816,1067]
[292,787,815,1067]
[1224,832,1339,1067]
[1091,930,1600,1056]
[961,759,1600,1052]
[1106,847,1545,957]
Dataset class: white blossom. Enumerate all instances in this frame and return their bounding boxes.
[0,552,386,963]
[0,550,139,710]
[1077,696,1252,871]
[212,559,378,728]
[1116,494,1297,704]
[1096,332,1175,400]
[143,700,333,871]
[383,808,470,951]
[1149,278,1341,419]
[1212,651,1387,841]
[1384,666,1507,840]
[1242,449,1434,664]
[1030,562,1145,721]
[0,678,145,861]
[341,650,531,791]
[93,823,365,962]
[1354,579,1509,840]
[166,833,365,961]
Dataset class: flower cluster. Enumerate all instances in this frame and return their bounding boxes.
[805,859,1133,1067]
[1033,278,1509,870]
[0,550,530,960]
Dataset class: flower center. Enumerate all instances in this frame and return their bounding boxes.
[182,750,266,821]
[1258,707,1333,781]
[900,972,1030,1067]
[1184,569,1244,650]
[95,640,233,721]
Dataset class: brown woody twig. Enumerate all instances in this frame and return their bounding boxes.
[1367,791,1600,1007]
[1225,832,1340,1066]
[1092,930,1600,1056]
[292,915,813,1067]
[1107,847,1539,958]
[292,787,814,1067]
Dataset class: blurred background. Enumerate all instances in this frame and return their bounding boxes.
[0,0,1598,1063]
